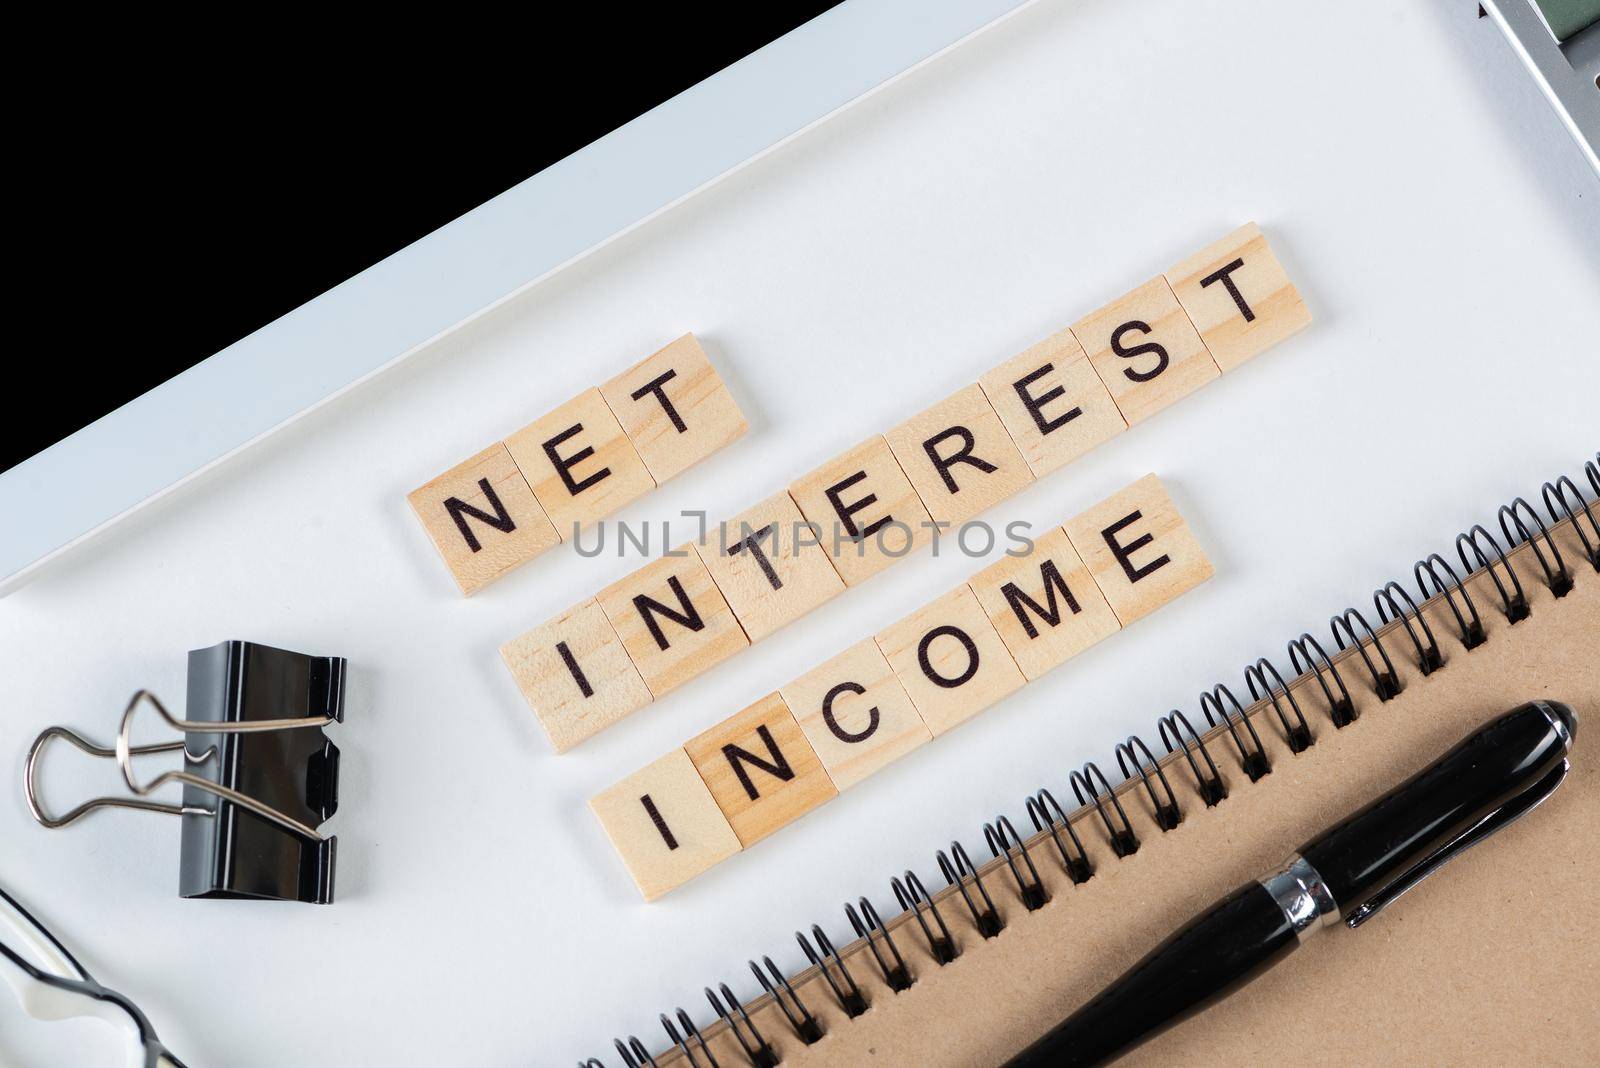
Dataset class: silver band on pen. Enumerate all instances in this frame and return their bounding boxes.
[1257,854,1340,943]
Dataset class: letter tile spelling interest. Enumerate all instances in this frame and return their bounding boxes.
[517,224,1308,754]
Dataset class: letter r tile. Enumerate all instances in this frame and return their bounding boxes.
[685,692,838,847]
[885,383,1034,526]
[1062,474,1214,626]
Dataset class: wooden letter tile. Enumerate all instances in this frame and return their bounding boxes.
[788,435,934,587]
[500,599,653,752]
[504,387,656,538]
[406,443,559,595]
[968,526,1122,681]
[884,384,1035,526]
[779,638,931,790]
[596,547,749,697]
[1063,474,1214,626]
[1073,277,1220,426]
[685,692,838,847]
[978,328,1127,479]
[694,491,845,643]
[1165,222,1311,372]
[875,584,1026,737]
[599,333,749,483]
[590,749,741,901]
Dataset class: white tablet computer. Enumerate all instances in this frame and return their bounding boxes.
[0,0,1031,596]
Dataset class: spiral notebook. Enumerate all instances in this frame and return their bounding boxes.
[593,456,1600,1068]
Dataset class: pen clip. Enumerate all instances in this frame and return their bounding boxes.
[1345,759,1569,928]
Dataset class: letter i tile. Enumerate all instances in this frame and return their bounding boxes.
[590,749,741,901]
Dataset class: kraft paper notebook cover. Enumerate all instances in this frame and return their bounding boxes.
[605,459,1599,1068]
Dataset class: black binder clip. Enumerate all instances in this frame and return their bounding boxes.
[24,640,345,904]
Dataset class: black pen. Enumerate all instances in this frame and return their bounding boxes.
[1008,699,1578,1067]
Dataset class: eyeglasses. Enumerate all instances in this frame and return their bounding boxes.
[0,882,187,1068]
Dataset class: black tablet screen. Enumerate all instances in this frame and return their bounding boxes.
[4,5,841,475]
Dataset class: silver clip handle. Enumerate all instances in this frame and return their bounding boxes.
[24,690,334,843]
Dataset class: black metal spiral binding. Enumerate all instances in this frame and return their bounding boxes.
[936,841,1003,938]
[1199,684,1271,782]
[661,1009,720,1068]
[706,984,777,1068]
[1414,552,1487,650]
[1158,709,1227,805]
[1287,631,1356,727]
[1500,497,1574,597]
[749,956,821,1046]
[596,458,1595,1068]
[1458,523,1530,623]
[1070,762,1140,857]
[891,870,957,964]
[1026,788,1094,883]
[1114,734,1183,829]
[614,1036,658,1068]
[1244,657,1313,753]
[796,925,867,1018]
[1541,475,1598,571]
[1373,581,1444,675]
[1329,607,1401,700]
[985,814,1050,910]
[845,897,913,992]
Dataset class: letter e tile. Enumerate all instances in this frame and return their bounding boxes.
[1062,474,1214,626]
